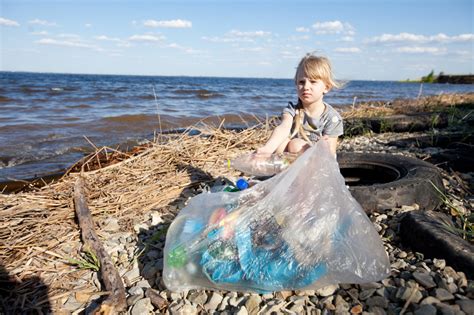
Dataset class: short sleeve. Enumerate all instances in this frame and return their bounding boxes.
[282,102,297,117]
[322,110,343,137]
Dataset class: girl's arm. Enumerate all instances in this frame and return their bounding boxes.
[325,136,339,157]
[256,113,293,155]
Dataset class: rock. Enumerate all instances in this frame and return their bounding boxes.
[245,294,262,315]
[135,279,152,289]
[127,294,143,307]
[368,306,387,315]
[317,284,339,297]
[131,298,154,315]
[420,296,441,305]
[335,294,350,313]
[350,304,363,314]
[103,217,120,232]
[413,272,437,289]
[204,292,223,312]
[62,295,84,312]
[396,286,423,303]
[433,258,446,269]
[187,290,208,305]
[414,304,437,315]
[359,289,376,300]
[236,306,249,315]
[145,288,168,310]
[123,262,140,285]
[150,212,164,226]
[433,288,454,301]
[365,296,388,308]
[128,286,144,297]
[75,291,91,303]
[455,299,474,314]
[275,290,293,300]
[398,251,408,258]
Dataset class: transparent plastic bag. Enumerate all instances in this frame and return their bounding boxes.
[163,140,390,293]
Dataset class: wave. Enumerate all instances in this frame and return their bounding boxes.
[173,89,225,99]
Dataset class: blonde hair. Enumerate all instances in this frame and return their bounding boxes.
[291,53,339,142]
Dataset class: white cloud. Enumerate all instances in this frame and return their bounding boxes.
[289,35,310,41]
[128,34,165,42]
[31,31,48,36]
[95,35,121,42]
[312,20,355,35]
[396,46,447,54]
[229,30,271,37]
[334,47,361,53]
[296,27,309,33]
[28,19,57,27]
[340,36,354,42]
[239,47,265,52]
[35,38,101,51]
[57,33,81,40]
[143,19,192,28]
[368,32,474,44]
[85,23,92,28]
[202,29,271,43]
[0,17,20,27]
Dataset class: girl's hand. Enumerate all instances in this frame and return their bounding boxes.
[254,147,273,157]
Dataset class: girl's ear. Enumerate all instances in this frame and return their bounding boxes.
[323,84,330,94]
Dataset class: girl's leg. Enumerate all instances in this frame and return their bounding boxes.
[287,138,310,154]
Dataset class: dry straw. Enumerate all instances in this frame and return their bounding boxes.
[0,120,271,311]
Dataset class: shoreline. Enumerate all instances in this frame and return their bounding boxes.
[0,93,473,313]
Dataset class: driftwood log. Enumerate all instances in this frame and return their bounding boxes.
[73,176,126,314]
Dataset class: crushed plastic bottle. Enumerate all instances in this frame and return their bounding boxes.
[228,153,298,177]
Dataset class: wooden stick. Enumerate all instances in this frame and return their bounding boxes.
[73,176,126,314]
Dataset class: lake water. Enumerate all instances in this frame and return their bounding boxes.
[1,71,472,181]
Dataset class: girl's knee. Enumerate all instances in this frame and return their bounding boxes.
[287,138,309,153]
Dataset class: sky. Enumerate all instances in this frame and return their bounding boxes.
[1,0,473,80]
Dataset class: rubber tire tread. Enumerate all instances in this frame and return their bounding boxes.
[337,152,444,213]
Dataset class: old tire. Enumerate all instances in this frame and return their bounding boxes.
[337,152,444,213]
[400,210,474,278]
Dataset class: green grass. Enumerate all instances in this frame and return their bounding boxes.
[67,248,101,272]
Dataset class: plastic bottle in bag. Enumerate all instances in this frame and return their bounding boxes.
[227,153,298,176]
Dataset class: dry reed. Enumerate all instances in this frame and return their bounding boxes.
[0,122,271,311]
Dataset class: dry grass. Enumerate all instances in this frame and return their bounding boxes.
[0,122,273,312]
[341,93,474,118]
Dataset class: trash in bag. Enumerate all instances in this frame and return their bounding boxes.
[227,152,298,176]
[163,140,390,293]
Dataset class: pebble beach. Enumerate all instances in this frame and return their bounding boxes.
[1,95,473,315]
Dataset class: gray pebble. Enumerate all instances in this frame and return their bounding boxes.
[433,288,455,301]
[414,304,437,315]
[413,272,437,289]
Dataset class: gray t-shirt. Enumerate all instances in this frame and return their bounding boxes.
[283,101,343,142]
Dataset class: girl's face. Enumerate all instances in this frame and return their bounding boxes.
[296,73,329,107]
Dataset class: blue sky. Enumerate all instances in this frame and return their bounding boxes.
[1,0,473,80]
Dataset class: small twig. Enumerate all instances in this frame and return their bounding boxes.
[400,283,419,315]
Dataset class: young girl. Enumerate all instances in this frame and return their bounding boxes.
[256,53,343,157]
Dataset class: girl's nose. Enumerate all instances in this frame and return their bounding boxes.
[303,79,311,89]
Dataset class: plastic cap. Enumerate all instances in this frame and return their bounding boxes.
[236,178,249,190]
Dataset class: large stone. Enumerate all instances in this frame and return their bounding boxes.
[433,288,454,301]
[455,299,474,314]
[131,298,154,315]
[414,304,437,315]
[204,292,223,312]
[413,272,437,289]
[317,284,339,297]
[245,294,262,315]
